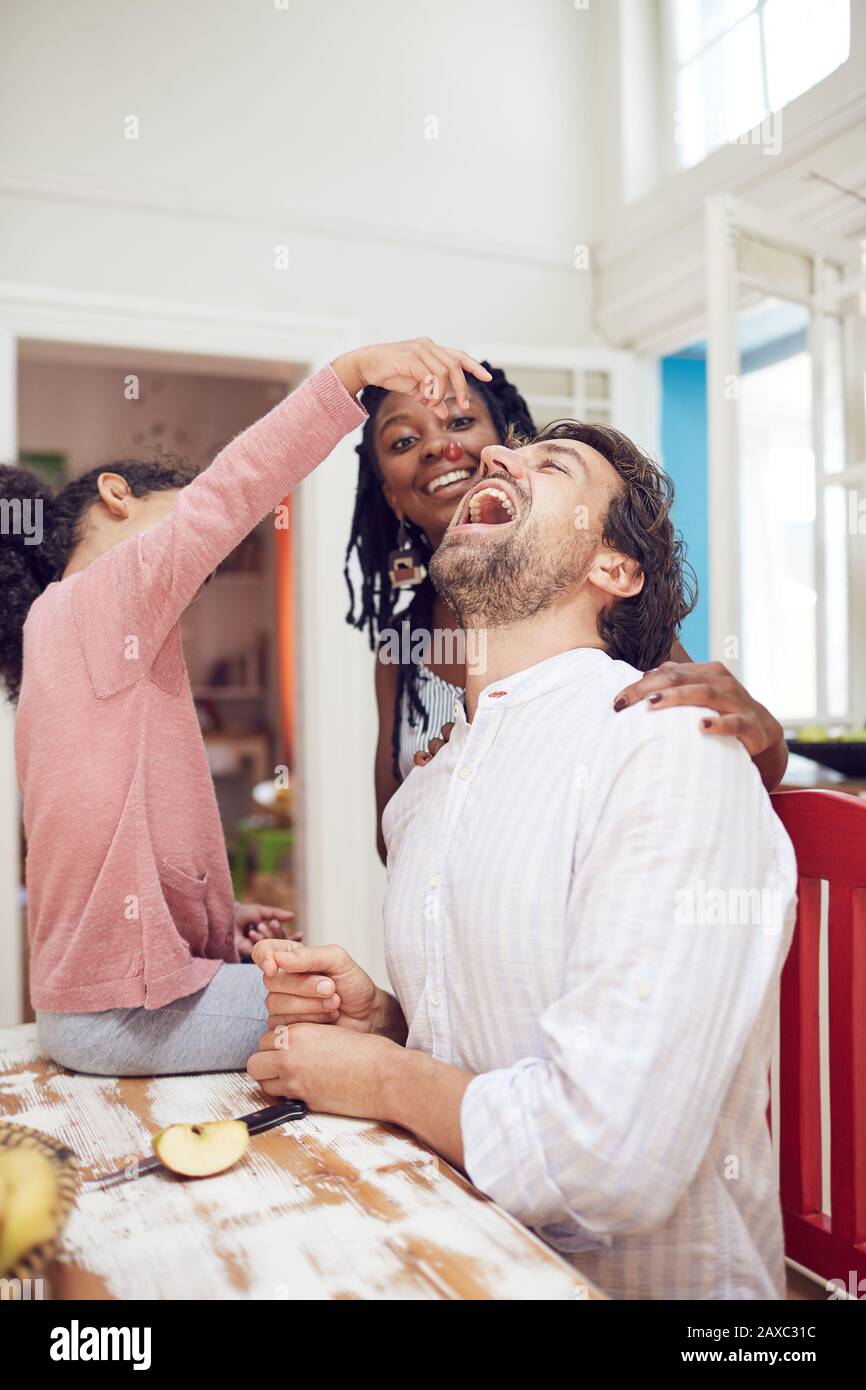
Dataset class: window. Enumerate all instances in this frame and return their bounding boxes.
[492,362,613,430]
[666,0,851,169]
[739,326,855,725]
[739,345,818,720]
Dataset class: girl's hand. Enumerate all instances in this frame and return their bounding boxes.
[331,339,492,419]
[233,903,300,959]
[611,660,788,790]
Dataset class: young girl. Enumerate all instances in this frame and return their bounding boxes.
[0,337,489,1076]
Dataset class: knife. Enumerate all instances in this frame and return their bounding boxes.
[84,1099,307,1188]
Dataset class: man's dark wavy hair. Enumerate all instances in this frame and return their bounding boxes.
[528,420,697,671]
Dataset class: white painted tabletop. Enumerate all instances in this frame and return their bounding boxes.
[0,1025,600,1301]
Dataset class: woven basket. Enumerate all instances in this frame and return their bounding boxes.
[0,1121,79,1280]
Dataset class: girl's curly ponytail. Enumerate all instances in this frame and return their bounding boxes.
[0,459,191,702]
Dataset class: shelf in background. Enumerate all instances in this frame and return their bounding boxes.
[211,572,263,586]
[194,686,264,699]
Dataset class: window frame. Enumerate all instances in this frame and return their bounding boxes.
[661,0,850,175]
[705,195,866,730]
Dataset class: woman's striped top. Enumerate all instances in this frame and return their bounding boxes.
[397,662,464,780]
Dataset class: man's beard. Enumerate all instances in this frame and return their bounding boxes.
[429,518,596,628]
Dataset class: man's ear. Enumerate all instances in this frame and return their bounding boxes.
[96,472,133,519]
[588,550,644,600]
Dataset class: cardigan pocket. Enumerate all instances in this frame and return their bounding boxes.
[159,861,209,956]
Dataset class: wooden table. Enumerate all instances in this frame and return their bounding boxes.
[0,1025,598,1301]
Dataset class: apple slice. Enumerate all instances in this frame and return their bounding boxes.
[152,1120,249,1178]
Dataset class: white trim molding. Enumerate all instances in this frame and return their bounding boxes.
[0,281,357,366]
[0,166,573,271]
[596,152,866,356]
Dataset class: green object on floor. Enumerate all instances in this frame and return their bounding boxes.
[232,821,294,897]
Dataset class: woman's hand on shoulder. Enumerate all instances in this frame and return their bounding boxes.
[611,660,787,788]
[413,721,455,767]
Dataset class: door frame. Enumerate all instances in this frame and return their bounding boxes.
[704,194,866,721]
[0,281,391,1025]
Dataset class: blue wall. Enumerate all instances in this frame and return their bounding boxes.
[660,356,709,661]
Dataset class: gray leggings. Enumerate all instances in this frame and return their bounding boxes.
[36,964,270,1076]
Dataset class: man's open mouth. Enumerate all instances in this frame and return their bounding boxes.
[452,476,523,529]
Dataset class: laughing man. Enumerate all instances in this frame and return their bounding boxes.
[249,420,797,1300]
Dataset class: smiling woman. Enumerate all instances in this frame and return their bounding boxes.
[342,363,536,859]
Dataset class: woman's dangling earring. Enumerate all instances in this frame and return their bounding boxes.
[388,518,425,589]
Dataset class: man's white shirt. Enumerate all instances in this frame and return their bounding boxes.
[382,647,797,1300]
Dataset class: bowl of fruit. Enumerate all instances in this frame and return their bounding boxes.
[786,725,866,778]
[0,1122,79,1280]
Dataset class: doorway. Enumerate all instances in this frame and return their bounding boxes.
[0,289,385,1028]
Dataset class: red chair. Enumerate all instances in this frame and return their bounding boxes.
[771,789,866,1287]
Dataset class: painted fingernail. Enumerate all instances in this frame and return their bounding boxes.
[648,693,663,704]
[613,698,626,712]
[702,718,713,729]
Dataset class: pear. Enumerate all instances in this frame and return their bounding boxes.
[0,1148,61,1274]
[796,725,829,743]
[152,1120,249,1177]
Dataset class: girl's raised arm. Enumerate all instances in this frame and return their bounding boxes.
[71,340,491,693]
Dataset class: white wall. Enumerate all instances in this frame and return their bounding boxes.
[0,0,598,345]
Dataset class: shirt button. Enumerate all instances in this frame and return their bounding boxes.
[430,873,442,888]
[430,990,443,1007]
[458,766,474,781]
[452,702,461,718]
[635,980,653,999]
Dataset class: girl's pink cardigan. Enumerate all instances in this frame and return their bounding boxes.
[17,366,366,1012]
